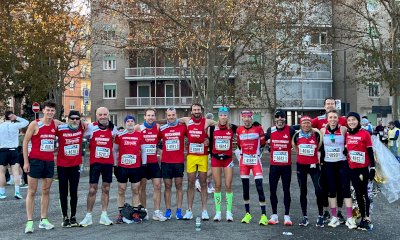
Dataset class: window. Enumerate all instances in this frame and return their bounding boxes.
[311,31,329,45]
[70,100,75,110]
[103,54,116,70]
[367,54,379,68]
[248,81,262,97]
[367,0,379,12]
[104,84,117,99]
[69,80,75,91]
[102,25,116,41]
[368,82,380,97]
[109,114,117,126]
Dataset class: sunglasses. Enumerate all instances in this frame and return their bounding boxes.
[70,117,80,121]
[329,133,335,143]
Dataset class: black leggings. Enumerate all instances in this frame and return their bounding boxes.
[297,163,324,216]
[321,164,344,208]
[241,178,266,203]
[269,165,291,215]
[58,166,80,218]
[350,167,370,218]
[324,161,351,199]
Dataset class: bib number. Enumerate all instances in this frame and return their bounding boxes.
[326,147,340,160]
[189,143,204,154]
[242,154,257,165]
[145,144,157,155]
[299,144,315,156]
[121,154,137,165]
[349,151,365,164]
[273,151,289,163]
[95,147,110,158]
[215,139,230,151]
[166,140,179,151]
[64,144,79,156]
[40,139,54,152]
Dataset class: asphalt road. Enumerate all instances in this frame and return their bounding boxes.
[1,158,399,240]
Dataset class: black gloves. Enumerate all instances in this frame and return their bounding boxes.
[369,168,376,181]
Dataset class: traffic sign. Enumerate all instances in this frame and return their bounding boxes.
[32,102,40,113]
[83,88,90,105]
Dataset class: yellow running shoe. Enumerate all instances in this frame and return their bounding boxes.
[241,213,252,224]
[259,214,268,226]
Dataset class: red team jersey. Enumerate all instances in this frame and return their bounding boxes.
[211,125,234,161]
[140,124,160,164]
[312,115,347,129]
[89,122,114,165]
[187,118,208,156]
[295,132,319,165]
[159,123,187,164]
[56,124,83,167]
[346,129,372,169]
[269,125,292,166]
[29,119,56,161]
[115,130,144,168]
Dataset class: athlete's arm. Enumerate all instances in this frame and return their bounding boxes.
[22,121,37,173]
[259,126,266,147]
[12,115,29,129]
[179,117,190,125]
[205,119,217,127]
[113,143,119,166]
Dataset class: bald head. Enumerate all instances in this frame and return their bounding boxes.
[96,107,109,125]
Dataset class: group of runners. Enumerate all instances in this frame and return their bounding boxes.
[0,97,376,233]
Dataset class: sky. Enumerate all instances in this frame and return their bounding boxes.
[72,0,90,15]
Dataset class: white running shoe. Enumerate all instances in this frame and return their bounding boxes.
[183,210,193,220]
[201,210,209,221]
[79,213,93,227]
[345,217,357,229]
[99,213,113,226]
[153,210,167,222]
[207,182,215,193]
[195,179,201,192]
[226,211,233,222]
[38,219,55,230]
[328,216,340,228]
[144,208,149,220]
[213,211,221,222]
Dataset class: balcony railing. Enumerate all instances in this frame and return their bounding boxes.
[125,97,193,108]
[278,70,331,80]
[125,66,237,80]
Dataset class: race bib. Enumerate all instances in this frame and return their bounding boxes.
[95,146,110,158]
[144,144,157,155]
[273,151,289,163]
[189,143,204,154]
[166,140,179,151]
[242,154,257,165]
[326,147,341,160]
[64,144,79,156]
[40,139,54,152]
[215,139,230,151]
[299,144,315,156]
[121,154,137,165]
[349,151,365,164]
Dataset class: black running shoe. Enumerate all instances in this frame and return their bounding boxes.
[70,216,79,227]
[358,219,373,231]
[316,216,324,227]
[61,217,71,228]
[337,211,345,224]
[323,211,330,223]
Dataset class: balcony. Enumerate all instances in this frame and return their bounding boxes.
[125,66,237,81]
[125,97,193,109]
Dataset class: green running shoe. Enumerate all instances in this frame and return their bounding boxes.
[241,213,252,224]
[259,214,269,226]
[25,221,34,234]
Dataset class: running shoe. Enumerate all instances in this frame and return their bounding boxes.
[79,213,93,227]
[201,210,210,221]
[176,208,183,220]
[70,216,79,227]
[358,219,373,231]
[241,213,252,224]
[323,211,330,223]
[99,213,113,225]
[299,216,309,226]
[115,214,124,224]
[183,209,193,220]
[213,211,221,222]
[195,179,201,192]
[6,179,14,185]
[207,182,215,194]
[20,183,29,189]
[61,217,71,228]
[284,215,293,226]
[0,193,6,199]
[165,209,172,219]
[25,221,34,234]
[153,210,167,221]
[328,216,340,228]
[226,211,233,222]
[345,217,357,229]
[133,213,142,223]
[14,192,22,199]
[337,211,345,224]
[259,214,268,225]
[39,218,55,230]
[268,214,279,225]
[144,208,149,220]
[316,216,324,228]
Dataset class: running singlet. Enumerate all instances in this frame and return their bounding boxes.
[187,118,208,155]
[140,124,159,164]
[115,130,144,168]
[89,122,114,165]
[322,126,346,162]
[269,125,292,166]
[312,115,347,130]
[57,124,83,167]
[346,129,372,169]
[159,123,186,164]
[211,125,235,161]
[237,125,265,165]
[295,132,319,165]
[29,119,56,161]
